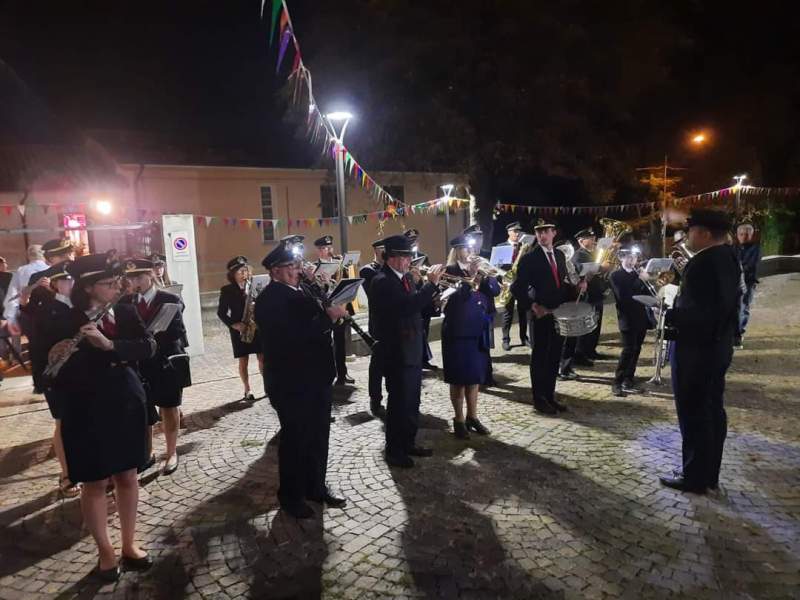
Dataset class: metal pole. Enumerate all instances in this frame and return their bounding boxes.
[661,154,668,256]
[335,142,348,253]
[444,201,450,260]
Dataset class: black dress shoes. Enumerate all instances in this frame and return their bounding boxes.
[422,362,439,371]
[621,380,642,394]
[408,446,433,457]
[465,416,491,435]
[501,339,512,351]
[611,383,626,397]
[336,375,355,386]
[549,398,568,413]
[534,402,558,416]
[93,562,121,582]
[283,501,315,518]
[558,369,579,381]
[453,420,470,439]
[120,553,153,572]
[385,453,415,468]
[309,491,347,508]
[659,476,707,494]
[671,469,719,491]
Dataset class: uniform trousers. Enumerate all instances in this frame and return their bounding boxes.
[738,284,756,338]
[530,315,564,406]
[671,341,732,488]
[614,329,646,384]
[384,364,423,457]
[270,386,332,507]
[368,342,385,401]
[422,316,433,363]
[333,322,349,379]
[502,296,528,343]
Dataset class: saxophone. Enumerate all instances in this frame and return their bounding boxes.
[239,277,258,343]
[498,243,533,305]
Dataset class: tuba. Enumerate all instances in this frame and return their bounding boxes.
[239,277,258,343]
[594,218,633,270]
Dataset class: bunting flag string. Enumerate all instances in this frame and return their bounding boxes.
[494,201,657,217]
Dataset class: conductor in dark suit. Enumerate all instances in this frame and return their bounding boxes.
[120,258,191,475]
[660,209,741,494]
[369,235,444,468]
[512,220,585,415]
[608,246,654,397]
[255,243,349,518]
[360,239,387,418]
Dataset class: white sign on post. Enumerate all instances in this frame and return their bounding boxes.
[171,231,191,262]
[162,216,205,356]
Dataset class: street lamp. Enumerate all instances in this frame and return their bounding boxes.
[441,184,455,258]
[325,111,354,253]
[733,174,748,215]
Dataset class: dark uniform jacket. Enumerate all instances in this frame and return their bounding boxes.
[511,245,572,311]
[369,264,438,367]
[119,289,191,398]
[666,244,742,345]
[443,265,501,342]
[573,246,607,304]
[609,268,654,332]
[24,292,73,390]
[255,281,336,395]
[736,242,761,287]
[360,261,382,337]
[217,282,249,327]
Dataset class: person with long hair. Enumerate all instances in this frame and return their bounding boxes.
[217,256,263,401]
[442,235,501,438]
[42,254,156,581]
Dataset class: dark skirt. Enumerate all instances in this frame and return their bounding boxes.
[442,336,489,385]
[229,327,262,358]
[61,366,149,483]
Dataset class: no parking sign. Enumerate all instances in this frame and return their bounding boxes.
[171,231,191,262]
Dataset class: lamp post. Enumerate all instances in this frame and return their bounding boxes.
[733,174,748,216]
[441,183,454,259]
[325,111,354,254]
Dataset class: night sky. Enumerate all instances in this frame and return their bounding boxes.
[2,1,800,204]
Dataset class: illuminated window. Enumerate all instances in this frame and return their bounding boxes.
[260,186,275,242]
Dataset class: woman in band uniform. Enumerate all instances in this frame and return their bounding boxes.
[442,235,501,439]
[43,254,156,581]
[217,256,263,401]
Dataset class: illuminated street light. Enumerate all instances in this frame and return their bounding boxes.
[441,183,455,257]
[691,133,707,144]
[324,110,355,252]
[326,111,354,122]
[733,173,748,188]
[94,198,113,215]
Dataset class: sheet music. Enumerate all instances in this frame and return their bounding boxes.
[579,262,600,277]
[342,251,361,267]
[328,278,364,305]
[315,261,341,278]
[146,303,181,334]
[490,245,514,266]
[251,274,270,296]
[644,258,674,274]
[519,234,536,246]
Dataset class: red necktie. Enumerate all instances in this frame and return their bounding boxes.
[547,252,560,288]
[137,297,148,319]
[100,314,117,337]
[402,275,411,292]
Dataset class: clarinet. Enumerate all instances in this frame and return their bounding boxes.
[43,302,115,379]
[299,276,377,350]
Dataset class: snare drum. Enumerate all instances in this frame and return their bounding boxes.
[551,302,599,337]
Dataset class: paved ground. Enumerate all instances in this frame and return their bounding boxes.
[1,274,799,599]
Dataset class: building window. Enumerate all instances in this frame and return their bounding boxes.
[320,184,338,218]
[383,185,404,207]
[260,186,275,242]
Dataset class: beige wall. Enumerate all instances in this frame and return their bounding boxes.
[119,164,469,293]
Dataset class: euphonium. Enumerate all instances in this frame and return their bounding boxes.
[594,218,633,270]
[239,277,258,343]
[670,240,695,273]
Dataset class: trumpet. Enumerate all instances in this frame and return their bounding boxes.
[470,256,506,278]
[418,265,480,290]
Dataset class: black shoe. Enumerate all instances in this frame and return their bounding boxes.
[422,362,439,371]
[501,339,512,351]
[621,380,642,394]
[385,453,415,468]
[671,468,719,491]
[309,491,347,508]
[558,369,578,381]
[658,476,707,494]
[611,383,626,397]
[534,402,558,415]
[336,376,355,386]
[465,416,491,435]
[283,501,314,518]
[370,401,386,419]
[408,446,433,457]
[453,420,470,439]
[572,356,595,367]
[141,454,156,471]
[93,562,120,582]
[120,553,153,572]
[549,399,568,413]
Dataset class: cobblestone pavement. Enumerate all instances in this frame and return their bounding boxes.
[1,275,799,599]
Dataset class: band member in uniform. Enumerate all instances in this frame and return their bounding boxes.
[571,229,610,361]
[463,227,499,385]
[25,261,79,496]
[360,239,387,418]
[149,254,174,288]
[405,229,439,370]
[120,258,191,474]
[255,243,348,518]
[609,246,654,397]
[217,256,263,402]
[443,235,501,438]
[314,235,354,386]
[499,222,529,350]
[734,222,761,348]
[370,235,444,468]
[659,209,741,494]
[512,220,586,415]
[44,254,155,580]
